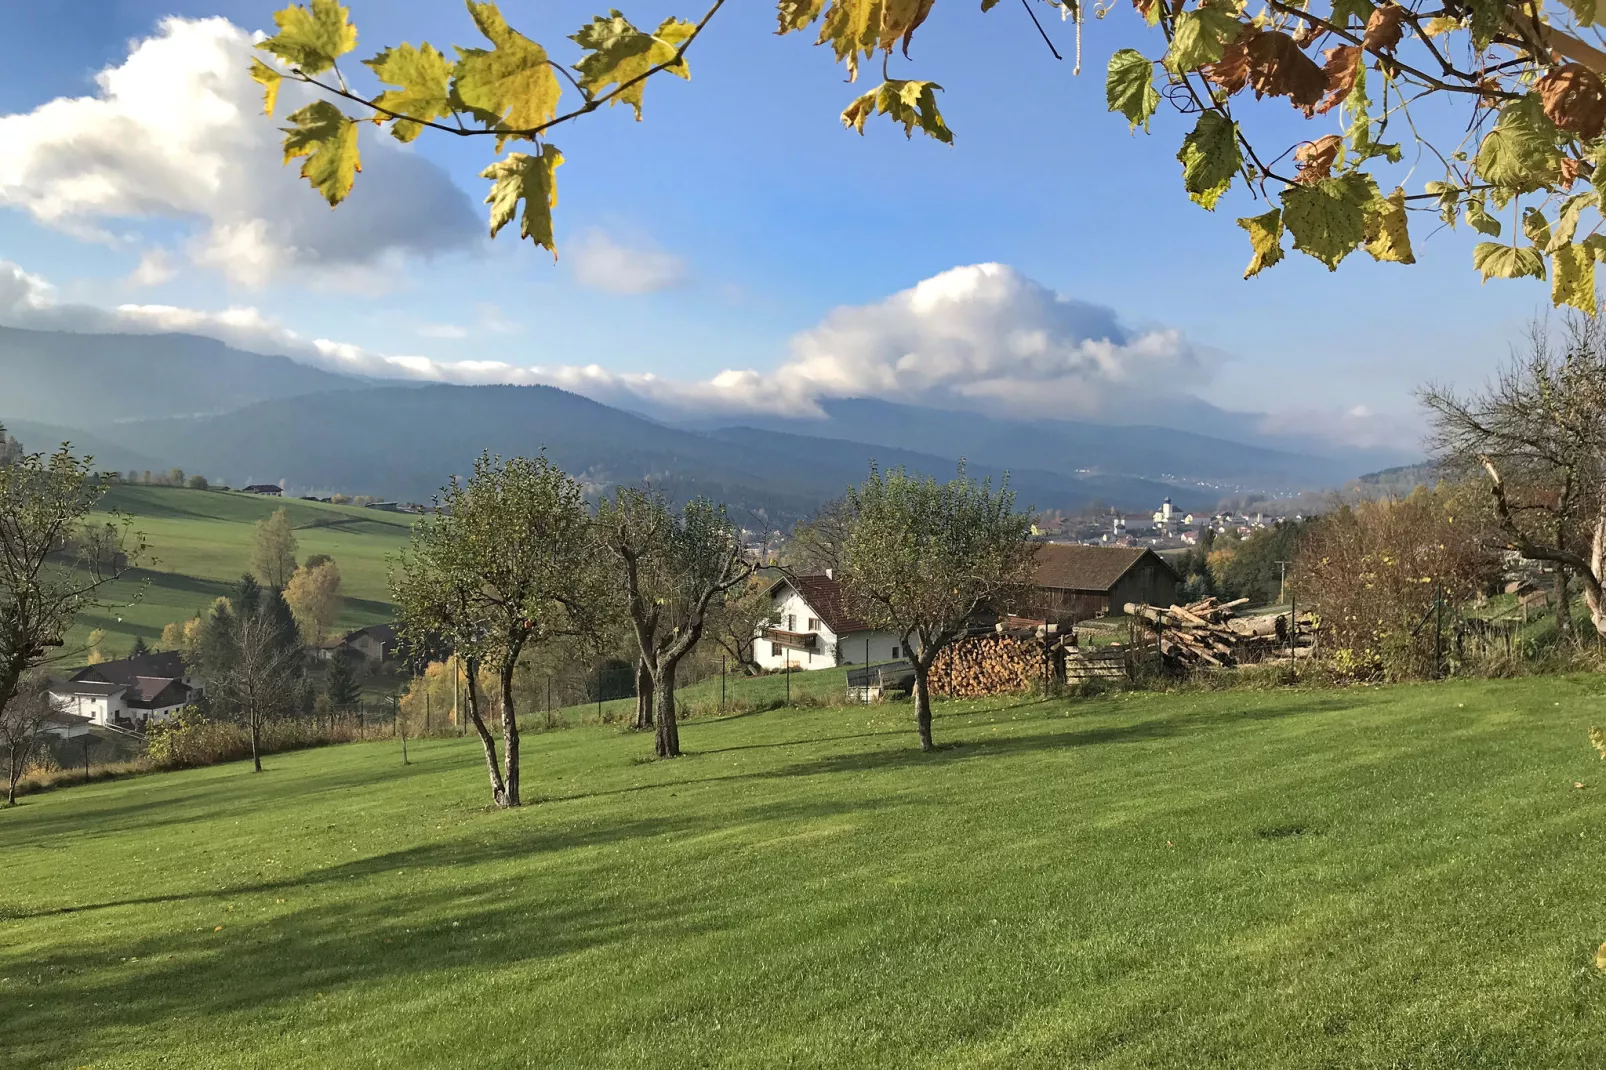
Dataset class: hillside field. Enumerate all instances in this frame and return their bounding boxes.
[69,486,412,654]
[3,678,1605,1067]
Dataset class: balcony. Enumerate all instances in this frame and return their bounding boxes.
[762,628,817,650]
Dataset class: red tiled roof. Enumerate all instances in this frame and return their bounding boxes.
[768,574,869,635]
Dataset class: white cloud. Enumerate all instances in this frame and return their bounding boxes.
[0,17,477,289]
[417,323,469,340]
[128,249,175,287]
[568,228,690,294]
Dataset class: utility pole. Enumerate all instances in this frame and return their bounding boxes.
[1276,561,1290,606]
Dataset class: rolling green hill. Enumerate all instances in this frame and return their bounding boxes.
[69,485,413,656]
[1,677,1603,1066]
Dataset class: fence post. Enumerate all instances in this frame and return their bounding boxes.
[1434,583,1443,679]
[721,656,726,711]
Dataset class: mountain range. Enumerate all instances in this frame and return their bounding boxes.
[0,325,1413,526]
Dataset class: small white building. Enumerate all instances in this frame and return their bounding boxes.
[755,572,905,672]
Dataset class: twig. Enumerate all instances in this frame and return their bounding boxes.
[1020,0,1063,61]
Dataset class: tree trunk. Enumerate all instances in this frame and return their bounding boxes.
[250,715,262,773]
[634,659,654,729]
[462,660,510,806]
[1555,567,1573,637]
[654,659,681,758]
[7,754,19,806]
[912,661,934,752]
[499,662,521,808]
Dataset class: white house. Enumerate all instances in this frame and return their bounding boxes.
[755,572,905,672]
[49,651,201,732]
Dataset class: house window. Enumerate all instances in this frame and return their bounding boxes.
[892,644,901,658]
[808,617,820,631]
[771,642,782,657]
[787,613,796,631]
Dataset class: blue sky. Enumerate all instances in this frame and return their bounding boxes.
[0,0,1550,451]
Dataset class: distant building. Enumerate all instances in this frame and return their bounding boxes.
[1025,544,1180,624]
[49,651,202,732]
[242,484,282,496]
[756,572,904,672]
[320,623,400,665]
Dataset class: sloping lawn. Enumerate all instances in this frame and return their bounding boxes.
[3,678,1605,1068]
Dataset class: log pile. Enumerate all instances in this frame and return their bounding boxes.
[929,629,1065,698]
[1123,597,1316,669]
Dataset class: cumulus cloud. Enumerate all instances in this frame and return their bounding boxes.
[128,249,175,287]
[0,17,478,288]
[568,229,690,294]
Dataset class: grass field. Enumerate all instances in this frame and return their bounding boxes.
[71,485,413,654]
[4,678,1605,1068]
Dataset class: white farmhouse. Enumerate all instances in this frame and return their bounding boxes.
[49,651,202,732]
[755,572,906,672]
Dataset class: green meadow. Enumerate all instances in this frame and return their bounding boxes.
[3,677,1605,1068]
[72,485,411,653]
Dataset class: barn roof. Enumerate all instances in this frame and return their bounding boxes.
[1033,544,1178,593]
[767,574,869,636]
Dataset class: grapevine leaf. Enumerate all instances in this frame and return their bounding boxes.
[259,0,357,75]
[1538,64,1606,141]
[841,80,953,144]
[1464,194,1501,237]
[1552,242,1598,311]
[1583,233,1606,261]
[1167,4,1244,73]
[481,144,564,256]
[1553,191,1599,248]
[1133,0,1163,27]
[571,12,695,121]
[282,100,361,206]
[1522,207,1552,249]
[1363,4,1407,52]
[250,58,283,118]
[1237,208,1284,278]
[364,42,453,143]
[1245,31,1325,113]
[1329,0,1375,27]
[1424,180,1460,227]
[1106,49,1160,132]
[1364,187,1414,264]
[777,0,829,32]
[1177,111,1241,210]
[1472,242,1546,282]
[1563,0,1598,27]
[454,1,562,139]
[1314,45,1361,116]
[1280,172,1377,270]
[1475,94,1564,195]
[1204,35,1251,95]
[881,0,938,55]
[819,0,881,82]
[1294,135,1342,184]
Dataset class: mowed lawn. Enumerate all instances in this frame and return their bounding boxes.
[4,678,1606,1068]
[71,485,412,651]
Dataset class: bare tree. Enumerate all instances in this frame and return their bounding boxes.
[840,464,1038,752]
[705,572,773,676]
[1422,314,1606,636]
[786,495,852,574]
[1,674,61,805]
[597,489,755,758]
[2,442,144,719]
[209,605,303,773]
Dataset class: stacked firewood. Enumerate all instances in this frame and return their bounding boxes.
[929,628,1065,697]
[1123,597,1316,669]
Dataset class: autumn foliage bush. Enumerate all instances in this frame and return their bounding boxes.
[1295,487,1499,680]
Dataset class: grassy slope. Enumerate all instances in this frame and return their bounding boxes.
[4,679,1606,1068]
[71,486,412,653]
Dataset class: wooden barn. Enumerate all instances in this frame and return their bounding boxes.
[1025,544,1180,625]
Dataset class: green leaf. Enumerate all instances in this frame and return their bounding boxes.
[1584,233,1606,262]
[1522,207,1553,249]
[777,0,829,32]
[1464,193,1501,237]
[1236,209,1284,278]
[249,58,283,118]
[364,42,453,143]
[1473,242,1546,282]
[1563,0,1597,28]
[1424,180,1459,227]
[1106,49,1160,133]
[570,12,695,121]
[1329,0,1375,27]
[1280,172,1377,270]
[1475,94,1564,195]
[282,100,361,206]
[259,0,357,75]
[841,80,954,144]
[1552,242,1598,311]
[1177,111,1241,210]
[481,144,564,256]
[1167,3,1244,73]
[454,1,562,138]
[1364,187,1414,264]
[1552,192,1599,249]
